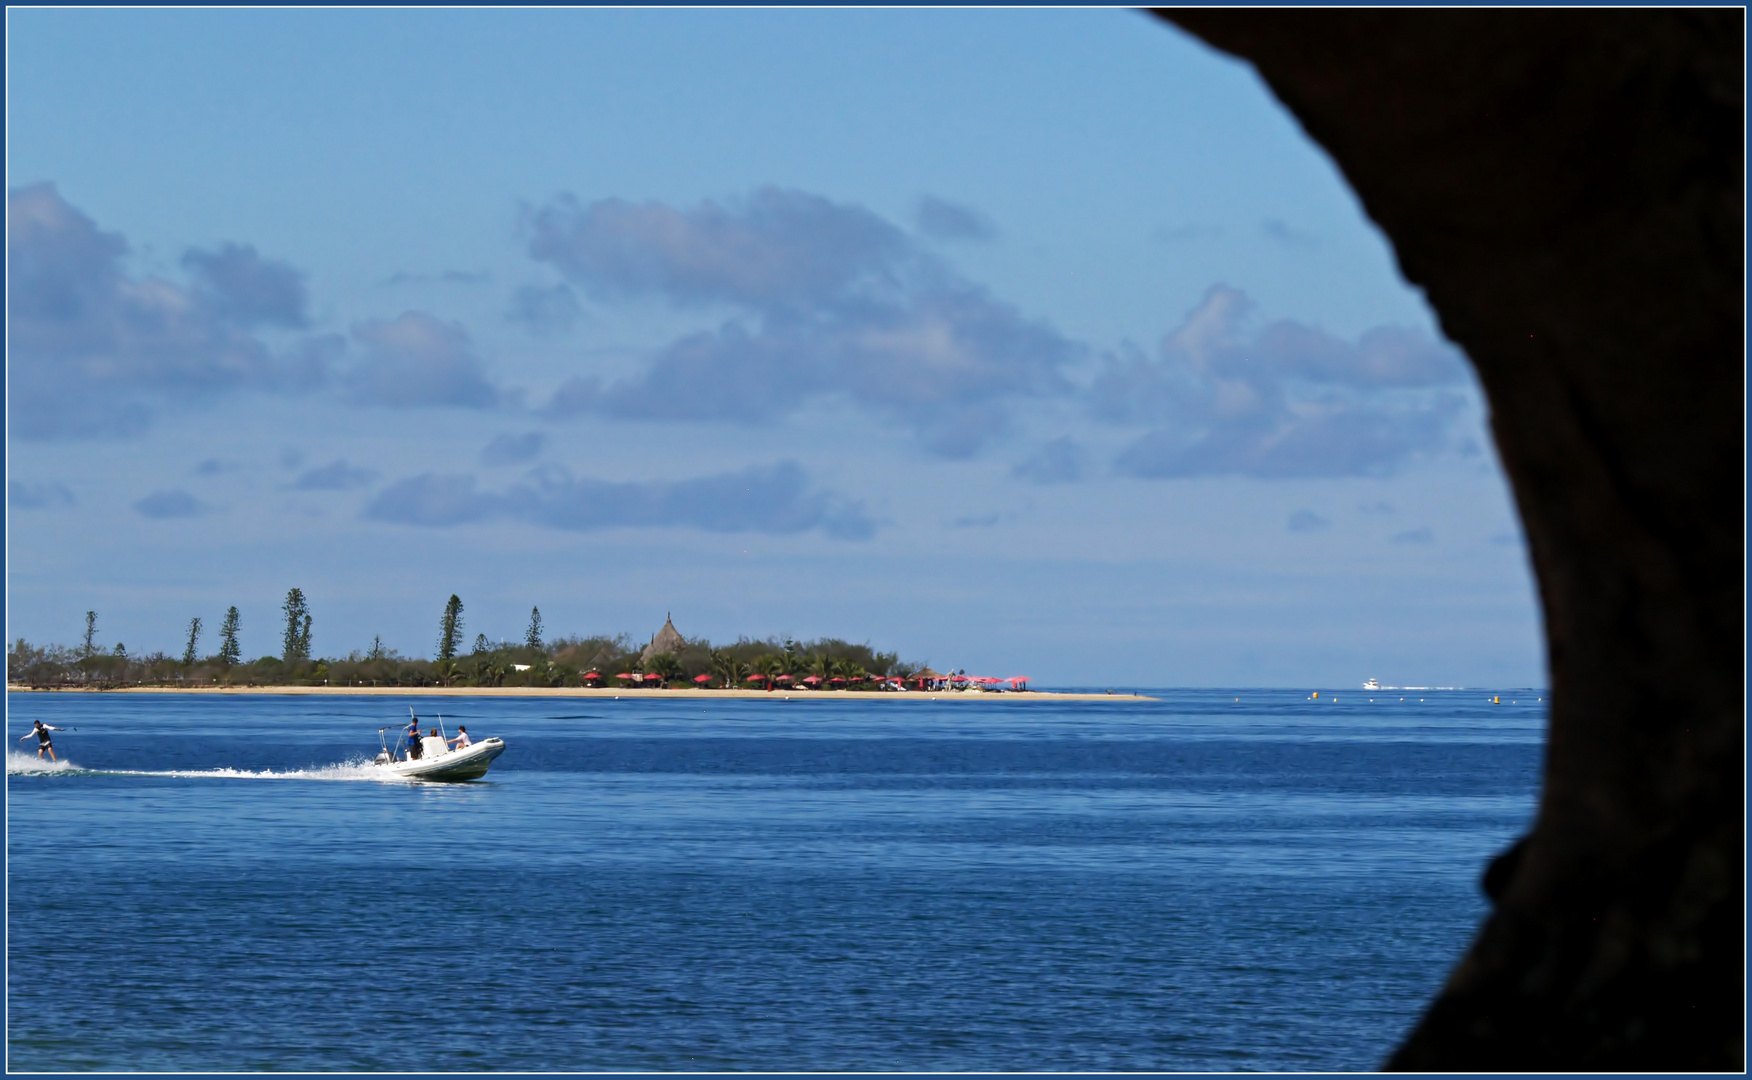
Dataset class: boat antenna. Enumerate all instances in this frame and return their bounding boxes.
[436,709,448,742]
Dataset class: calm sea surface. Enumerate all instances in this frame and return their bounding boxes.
[6,688,1544,1071]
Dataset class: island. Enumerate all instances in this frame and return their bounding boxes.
[6,603,1153,702]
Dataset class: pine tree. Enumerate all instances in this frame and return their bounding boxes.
[437,595,464,662]
[282,588,310,665]
[473,633,489,655]
[218,606,241,666]
[526,606,544,652]
[182,617,203,666]
[82,610,98,658]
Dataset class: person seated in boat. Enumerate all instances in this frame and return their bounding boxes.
[448,725,472,750]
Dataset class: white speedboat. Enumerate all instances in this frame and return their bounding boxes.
[372,716,505,781]
[1362,678,1381,691]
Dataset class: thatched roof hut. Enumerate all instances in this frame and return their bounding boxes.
[912,666,946,681]
[639,614,687,663]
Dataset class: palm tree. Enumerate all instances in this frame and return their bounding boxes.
[725,658,750,688]
[808,653,832,680]
[647,652,684,687]
[710,649,751,689]
[753,654,784,690]
[832,657,865,682]
[709,648,738,689]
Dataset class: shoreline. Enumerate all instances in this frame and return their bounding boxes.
[5,684,1155,702]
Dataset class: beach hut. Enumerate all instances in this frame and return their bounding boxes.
[638,614,687,665]
[911,667,947,690]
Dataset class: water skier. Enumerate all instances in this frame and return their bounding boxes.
[20,720,62,760]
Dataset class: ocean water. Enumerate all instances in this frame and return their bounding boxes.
[6,688,1544,1072]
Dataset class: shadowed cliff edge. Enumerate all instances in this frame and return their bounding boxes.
[1155,10,1744,1070]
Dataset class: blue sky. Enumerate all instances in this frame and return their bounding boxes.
[6,8,1544,687]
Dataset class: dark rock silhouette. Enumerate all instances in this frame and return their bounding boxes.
[1157,10,1742,1070]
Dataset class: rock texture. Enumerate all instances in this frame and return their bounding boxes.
[1155,10,1743,1070]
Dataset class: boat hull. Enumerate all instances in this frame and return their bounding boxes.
[378,738,505,781]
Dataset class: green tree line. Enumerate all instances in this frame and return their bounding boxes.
[5,592,924,691]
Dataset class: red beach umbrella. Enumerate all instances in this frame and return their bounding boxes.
[642,672,661,682]
[616,672,637,681]
[747,674,767,683]
[693,674,711,684]
[775,674,794,683]
[584,671,602,680]
[802,675,821,685]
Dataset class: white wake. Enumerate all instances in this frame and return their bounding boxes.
[8,751,409,782]
[6,751,78,775]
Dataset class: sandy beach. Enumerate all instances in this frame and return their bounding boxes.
[6,684,1154,702]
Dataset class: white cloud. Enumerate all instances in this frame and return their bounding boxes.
[914,195,997,242]
[529,188,1079,457]
[7,184,329,440]
[364,460,876,540]
[134,489,208,519]
[9,481,76,510]
[1096,285,1469,479]
[1011,437,1089,485]
[287,461,375,491]
[347,312,498,409]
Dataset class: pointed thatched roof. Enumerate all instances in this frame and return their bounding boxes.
[912,666,946,680]
[639,614,687,663]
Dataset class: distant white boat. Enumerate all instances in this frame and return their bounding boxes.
[371,712,505,781]
[1362,678,1381,691]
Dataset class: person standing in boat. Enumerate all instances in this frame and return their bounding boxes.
[448,725,472,750]
[403,717,423,761]
[19,720,62,761]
